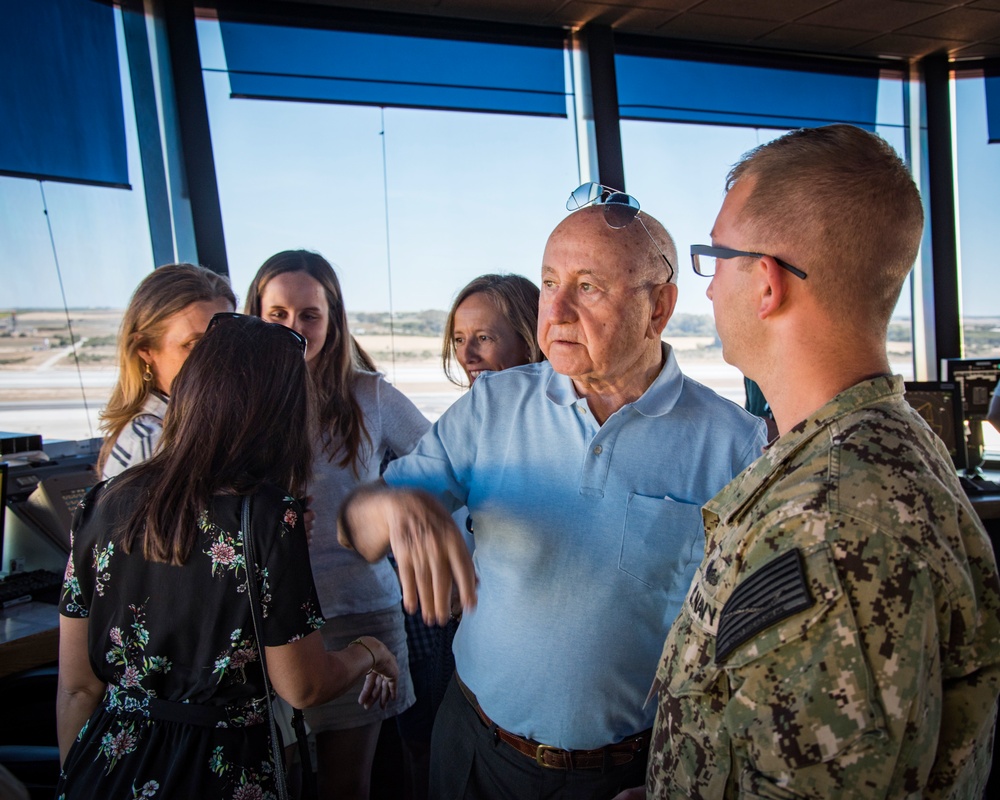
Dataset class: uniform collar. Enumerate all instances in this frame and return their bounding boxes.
[705,374,904,527]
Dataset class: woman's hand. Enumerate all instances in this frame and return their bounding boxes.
[354,636,399,710]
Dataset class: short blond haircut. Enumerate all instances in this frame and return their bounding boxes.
[728,124,923,334]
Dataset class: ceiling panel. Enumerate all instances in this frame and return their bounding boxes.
[267,0,1000,60]
[901,6,1000,39]
[757,24,883,54]
[654,12,782,41]
[796,0,943,33]
[853,31,969,59]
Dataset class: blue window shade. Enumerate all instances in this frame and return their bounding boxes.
[218,22,567,117]
[0,0,128,187]
[986,70,1000,144]
[616,54,879,131]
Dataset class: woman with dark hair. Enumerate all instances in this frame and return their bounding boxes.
[246,250,428,800]
[442,273,543,387]
[98,263,236,478]
[56,314,398,800]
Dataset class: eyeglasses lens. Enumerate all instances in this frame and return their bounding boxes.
[566,183,640,228]
[692,254,716,277]
[602,193,639,229]
[567,183,603,211]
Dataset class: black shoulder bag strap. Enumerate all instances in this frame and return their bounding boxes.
[242,495,290,800]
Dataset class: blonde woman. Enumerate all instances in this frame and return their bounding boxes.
[246,249,427,800]
[98,264,235,478]
[442,273,543,387]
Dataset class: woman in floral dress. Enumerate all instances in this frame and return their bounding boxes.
[56,314,399,800]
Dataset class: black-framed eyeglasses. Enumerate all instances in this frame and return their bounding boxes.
[207,312,308,354]
[567,182,675,283]
[690,244,808,280]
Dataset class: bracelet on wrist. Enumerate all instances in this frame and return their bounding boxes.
[349,637,376,675]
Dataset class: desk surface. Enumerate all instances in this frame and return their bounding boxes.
[0,600,58,679]
[966,469,1000,520]
[971,493,1000,520]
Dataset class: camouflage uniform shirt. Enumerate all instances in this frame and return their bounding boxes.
[647,375,1000,798]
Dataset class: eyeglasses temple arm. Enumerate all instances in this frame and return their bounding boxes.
[635,215,675,283]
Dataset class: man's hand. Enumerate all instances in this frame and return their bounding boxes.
[340,484,477,625]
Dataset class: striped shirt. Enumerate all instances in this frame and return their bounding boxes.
[103,390,169,479]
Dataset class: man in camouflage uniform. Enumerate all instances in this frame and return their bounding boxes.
[641,124,1000,798]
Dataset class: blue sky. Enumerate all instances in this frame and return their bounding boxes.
[1,15,997,322]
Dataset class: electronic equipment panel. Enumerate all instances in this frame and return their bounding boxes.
[942,358,1000,420]
[6,456,98,555]
[903,381,967,472]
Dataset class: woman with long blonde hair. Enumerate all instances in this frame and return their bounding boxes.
[98,264,235,478]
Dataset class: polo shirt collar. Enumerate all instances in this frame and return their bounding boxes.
[544,342,682,418]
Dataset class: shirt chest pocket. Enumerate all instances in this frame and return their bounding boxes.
[619,493,705,591]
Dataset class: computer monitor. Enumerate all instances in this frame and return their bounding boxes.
[903,381,968,472]
[20,470,96,554]
[941,358,1000,474]
[942,358,1000,419]
[5,457,98,556]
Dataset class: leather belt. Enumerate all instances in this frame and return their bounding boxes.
[456,674,650,771]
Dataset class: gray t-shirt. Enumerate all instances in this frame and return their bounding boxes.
[307,371,429,616]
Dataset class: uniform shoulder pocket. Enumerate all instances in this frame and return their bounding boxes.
[723,544,886,772]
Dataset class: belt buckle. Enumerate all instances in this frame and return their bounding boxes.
[535,744,564,769]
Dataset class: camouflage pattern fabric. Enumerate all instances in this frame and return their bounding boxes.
[647,375,1000,799]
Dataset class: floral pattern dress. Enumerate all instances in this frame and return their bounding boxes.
[57,477,324,800]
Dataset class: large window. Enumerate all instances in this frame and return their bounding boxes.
[197,18,578,419]
[0,9,155,443]
[954,74,1000,456]
[619,57,914,405]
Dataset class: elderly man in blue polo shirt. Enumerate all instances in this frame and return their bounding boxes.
[340,185,767,800]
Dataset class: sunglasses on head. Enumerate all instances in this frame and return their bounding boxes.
[207,312,307,354]
[566,183,675,283]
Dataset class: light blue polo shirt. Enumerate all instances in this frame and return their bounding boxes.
[385,345,766,749]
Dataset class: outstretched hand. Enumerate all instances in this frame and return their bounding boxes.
[387,490,477,626]
[339,485,477,625]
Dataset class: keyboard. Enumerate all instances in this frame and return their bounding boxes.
[0,569,64,608]
[960,475,1000,495]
